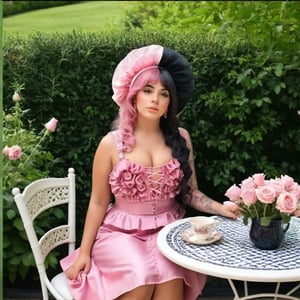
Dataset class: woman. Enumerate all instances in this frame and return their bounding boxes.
[60,44,239,300]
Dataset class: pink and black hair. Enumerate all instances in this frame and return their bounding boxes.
[111,45,194,208]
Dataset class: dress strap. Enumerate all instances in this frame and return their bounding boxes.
[111,130,124,160]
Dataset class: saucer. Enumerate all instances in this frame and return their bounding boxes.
[181,228,222,245]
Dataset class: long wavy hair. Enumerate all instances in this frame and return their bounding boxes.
[112,67,192,209]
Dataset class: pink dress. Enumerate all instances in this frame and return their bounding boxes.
[60,130,206,300]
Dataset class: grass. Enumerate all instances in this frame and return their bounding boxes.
[2,1,139,38]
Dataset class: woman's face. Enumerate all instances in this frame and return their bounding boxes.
[135,81,170,120]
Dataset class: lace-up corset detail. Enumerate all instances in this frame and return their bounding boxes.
[108,131,183,203]
[109,158,183,203]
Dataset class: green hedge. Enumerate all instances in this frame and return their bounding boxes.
[3,30,300,284]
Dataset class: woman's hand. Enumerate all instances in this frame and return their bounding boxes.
[219,202,240,220]
[294,209,300,217]
[65,254,91,280]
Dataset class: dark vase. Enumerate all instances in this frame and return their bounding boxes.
[249,218,289,250]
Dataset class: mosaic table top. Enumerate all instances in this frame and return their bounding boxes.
[157,216,300,282]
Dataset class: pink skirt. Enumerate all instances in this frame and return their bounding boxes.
[60,225,206,300]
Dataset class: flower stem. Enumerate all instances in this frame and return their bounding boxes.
[263,203,267,217]
[253,204,260,218]
[22,129,49,168]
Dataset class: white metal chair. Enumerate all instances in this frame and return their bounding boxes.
[12,167,76,300]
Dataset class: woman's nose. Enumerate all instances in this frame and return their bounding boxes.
[151,94,159,103]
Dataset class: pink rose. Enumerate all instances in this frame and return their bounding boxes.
[266,179,284,197]
[252,173,265,186]
[8,145,22,160]
[241,177,255,189]
[45,117,58,132]
[12,91,21,102]
[280,175,295,192]
[290,183,300,200]
[255,186,276,203]
[164,159,183,180]
[225,184,241,202]
[241,187,257,205]
[3,146,11,156]
[129,187,139,200]
[121,170,135,187]
[276,192,297,214]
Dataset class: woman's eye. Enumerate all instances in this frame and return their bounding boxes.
[161,92,169,98]
[143,89,152,94]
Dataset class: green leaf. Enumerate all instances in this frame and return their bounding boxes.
[7,209,16,220]
[9,256,22,265]
[53,207,65,219]
[281,213,290,224]
[48,254,58,266]
[13,244,26,254]
[243,216,249,225]
[22,253,34,267]
[274,63,283,77]
[13,218,25,231]
[260,217,271,226]
[274,85,281,95]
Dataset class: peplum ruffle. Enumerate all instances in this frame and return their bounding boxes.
[102,203,183,234]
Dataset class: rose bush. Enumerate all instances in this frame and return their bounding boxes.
[3,88,61,283]
[3,90,58,187]
[224,173,300,226]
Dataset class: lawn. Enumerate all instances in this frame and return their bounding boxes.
[2,1,139,38]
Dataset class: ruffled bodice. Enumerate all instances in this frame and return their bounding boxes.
[103,130,184,231]
[109,158,183,203]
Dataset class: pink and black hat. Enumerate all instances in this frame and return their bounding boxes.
[112,44,194,113]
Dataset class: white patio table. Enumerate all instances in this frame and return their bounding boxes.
[157,216,300,300]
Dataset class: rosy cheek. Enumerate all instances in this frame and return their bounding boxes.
[136,94,148,106]
[161,99,170,110]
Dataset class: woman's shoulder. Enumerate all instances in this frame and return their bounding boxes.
[178,127,192,149]
[98,131,118,150]
[178,127,191,140]
[94,131,119,165]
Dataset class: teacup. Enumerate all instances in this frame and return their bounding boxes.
[189,216,219,240]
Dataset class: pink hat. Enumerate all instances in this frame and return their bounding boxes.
[112,44,194,113]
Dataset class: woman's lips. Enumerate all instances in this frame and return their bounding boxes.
[147,106,159,112]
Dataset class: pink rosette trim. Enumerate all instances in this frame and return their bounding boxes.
[109,158,183,203]
[109,160,148,202]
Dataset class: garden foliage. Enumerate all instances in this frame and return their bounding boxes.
[3,2,299,284]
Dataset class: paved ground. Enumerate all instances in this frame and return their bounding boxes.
[7,295,232,299]
[4,298,233,300]
[3,296,300,300]
[4,277,300,299]
[3,294,300,300]
[3,297,233,300]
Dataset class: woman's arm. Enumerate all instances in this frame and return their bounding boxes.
[66,133,115,279]
[179,127,239,219]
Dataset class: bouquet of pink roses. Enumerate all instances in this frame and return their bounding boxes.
[224,173,300,226]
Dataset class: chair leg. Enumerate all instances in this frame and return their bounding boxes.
[40,280,49,300]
